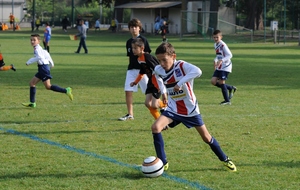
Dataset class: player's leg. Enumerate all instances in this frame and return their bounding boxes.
[82,37,88,53]
[119,70,139,121]
[22,76,40,107]
[126,91,134,115]
[43,40,47,50]
[45,39,50,53]
[43,79,73,100]
[195,124,237,171]
[145,93,160,120]
[224,74,237,99]
[0,65,16,71]
[217,78,230,104]
[211,76,218,86]
[75,38,82,53]
[152,114,171,169]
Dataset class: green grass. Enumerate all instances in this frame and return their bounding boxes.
[0,28,300,190]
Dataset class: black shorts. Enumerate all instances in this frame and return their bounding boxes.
[146,86,161,99]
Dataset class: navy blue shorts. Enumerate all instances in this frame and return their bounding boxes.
[212,70,230,80]
[35,65,52,82]
[162,110,205,128]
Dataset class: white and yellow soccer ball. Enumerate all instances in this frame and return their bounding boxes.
[141,156,164,177]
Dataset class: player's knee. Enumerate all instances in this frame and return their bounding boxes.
[144,102,151,108]
[211,79,216,85]
[151,123,161,133]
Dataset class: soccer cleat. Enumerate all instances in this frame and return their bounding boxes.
[22,102,36,108]
[118,114,134,121]
[220,101,231,105]
[229,86,237,99]
[223,158,237,172]
[10,64,16,71]
[66,87,73,101]
[164,162,169,171]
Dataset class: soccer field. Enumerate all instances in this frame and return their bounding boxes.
[0,28,299,190]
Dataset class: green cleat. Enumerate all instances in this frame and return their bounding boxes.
[66,87,73,101]
[223,158,237,172]
[164,162,169,171]
[22,102,36,108]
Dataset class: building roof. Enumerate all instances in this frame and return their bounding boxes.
[115,2,182,9]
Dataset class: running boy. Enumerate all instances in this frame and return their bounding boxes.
[0,53,16,71]
[119,18,150,121]
[43,22,51,52]
[211,29,237,105]
[152,42,237,172]
[22,34,73,108]
[130,38,167,121]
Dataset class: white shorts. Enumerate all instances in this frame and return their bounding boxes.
[124,69,148,93]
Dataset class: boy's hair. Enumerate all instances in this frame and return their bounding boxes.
[31,34,40,40]
[213,29,222,35]
[131,38,144,47]
[155,42,175,56]
[128,18,142,30]
[45,22,50,26]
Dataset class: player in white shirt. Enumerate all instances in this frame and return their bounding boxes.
[22,34,73,108]
[152,42,237,172]
[211,29,237,105]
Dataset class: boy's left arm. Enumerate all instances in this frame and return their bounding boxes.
[221,44,233,63]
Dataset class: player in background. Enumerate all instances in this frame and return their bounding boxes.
[130,38,171,127]
[0,53,16,71]
[75,19,88,54]
[211,29,237,105]
[119,18,150,121]
[160,21,168,42]
[151,42,237,172]
[22,34,73,108]
[43,22,51,52]
[9,13,15,29]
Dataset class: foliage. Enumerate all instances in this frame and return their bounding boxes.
[25,0,115,24]
[0,29,300,190]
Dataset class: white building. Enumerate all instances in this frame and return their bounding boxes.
[0,0,26,23]
[115,1,236,35]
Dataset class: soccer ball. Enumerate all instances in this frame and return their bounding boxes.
[141,156,164,177]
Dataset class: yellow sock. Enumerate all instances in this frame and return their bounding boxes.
[0,66,11,71]
[148,107,160,119]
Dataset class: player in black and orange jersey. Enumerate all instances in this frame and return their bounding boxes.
[0,52,16,72]
[130,38,167,121]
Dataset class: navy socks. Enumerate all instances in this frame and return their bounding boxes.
[208,137,227,161]
[153,133,167,165]
[50,85,67,93]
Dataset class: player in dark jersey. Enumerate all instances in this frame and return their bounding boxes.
[130,38,167,122]
[119,18,151,121]
[160,21,168,42]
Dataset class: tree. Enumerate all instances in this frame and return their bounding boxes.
[208,0,219,33]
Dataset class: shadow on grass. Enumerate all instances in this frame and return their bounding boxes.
[0,171,144,180]
[263,160,300,168]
